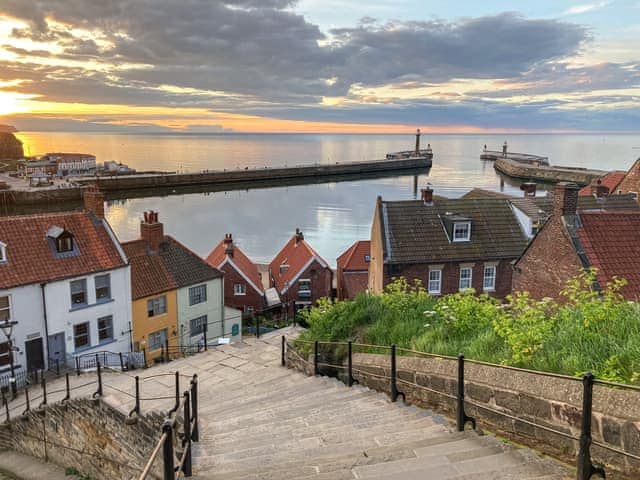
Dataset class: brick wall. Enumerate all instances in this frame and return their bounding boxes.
[338,270,368,300]
[282,260,332,316]
[220,263,264,314]
[368,198,385,294]
[616,158,640,199]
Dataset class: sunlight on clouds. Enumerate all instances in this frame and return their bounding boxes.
[0,91,39,115]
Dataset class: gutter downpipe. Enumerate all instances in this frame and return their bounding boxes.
[40,283,51,370]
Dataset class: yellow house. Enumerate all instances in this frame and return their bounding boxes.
[122,211,224,365]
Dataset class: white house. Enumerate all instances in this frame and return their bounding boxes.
[0,188,132,381]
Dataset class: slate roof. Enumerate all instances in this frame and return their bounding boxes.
[575,211,640,298]
[269,233,328,292]
[379,198,528,264]
[337,240,371,272]
[0,211,126,289]
[510,194,639,221]
[206,238,264,294]
[579,171,626,196]
[123,236,222,300]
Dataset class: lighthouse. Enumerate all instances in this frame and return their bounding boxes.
[415,128,421,155]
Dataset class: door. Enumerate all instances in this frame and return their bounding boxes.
[25,337,44,372]
[48,332,66,366]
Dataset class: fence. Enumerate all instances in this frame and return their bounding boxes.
[74,350,145,373]
[283,337,640,480]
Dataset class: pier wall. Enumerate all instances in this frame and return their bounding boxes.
[494,158,605,186]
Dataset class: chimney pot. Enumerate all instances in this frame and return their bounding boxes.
[520,182,537,197]
[295,228,304,243]
[421,187,434,205]
[224,233,234,257]
[140,210,164,250]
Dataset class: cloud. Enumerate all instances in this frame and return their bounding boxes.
[562,2,610,16]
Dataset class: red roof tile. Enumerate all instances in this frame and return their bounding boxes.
[206,237,263,294]
[269,232,328,291]
[337,240,371,272]
[579,171,626,196]
[0,211,126,289]
[576,211,640,298]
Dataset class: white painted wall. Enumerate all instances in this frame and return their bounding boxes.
[224,306,243,344]
[177,277,224,346]
[512,205,534,239]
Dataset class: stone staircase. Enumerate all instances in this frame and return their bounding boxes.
[189,329,570,479]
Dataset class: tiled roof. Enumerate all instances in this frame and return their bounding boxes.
[206,239,263,294]
[579,171,626,196]
[380,198,528,264]
[0,211,126,289]
[337,240,371,271]
[511,194,639,221]
[269,233,328,291]
[576,211,640,297]
[123,236,222,300]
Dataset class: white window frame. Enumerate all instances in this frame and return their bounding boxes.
[483,265,497,292]
[0,295,11,323]
[234,283,246,296]
[0,241,6,263]
[428,269,442,295]
[147,295,167,317]
[188,284,207,306]
[298,279,311,291]
[459,267,473,291]
[70,279,88,307]
[73,322,90,350]
[453,222,471,242]
[190,315,208,337]
[95,274,111,301]
[97,315,114,343]
[148,329,167,351]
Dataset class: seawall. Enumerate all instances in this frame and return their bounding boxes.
[494,158,606,185]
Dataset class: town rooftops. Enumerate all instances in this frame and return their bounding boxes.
[378,197,528,264]
[0,210,126,289]
[461,188,515,200]
[579,171,626,196]
[122,211,222,300]
[511,193,639,222]
[338,240,371,272]
[206,233,263,295]
[269,229,328,292]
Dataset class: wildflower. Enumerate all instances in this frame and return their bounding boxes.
[424,323,431,328]
[423,310,436,317]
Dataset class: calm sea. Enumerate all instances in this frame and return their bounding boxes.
[15,132,640,266]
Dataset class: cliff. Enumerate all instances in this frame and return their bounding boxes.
[0,132,23,159]
[0,125,17,133]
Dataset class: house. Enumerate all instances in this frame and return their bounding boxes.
[17,159,57,177]
[513,182,640,300]
[0,187,132,379]
[579,171,626,197]
[336,240,370,300]
[43,153,97,176]
[615,158,640,199]
[369,187,528,297]
[122,212,231,363]
[206,234,265,316]
[269,229,332,318]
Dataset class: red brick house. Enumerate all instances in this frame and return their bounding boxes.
[336,240,370,300]
[513,182,640,300]
[206,234,264,316]
[369,188,528,298]
[269,229,332,317]
[615,158,640,199]
[579,171,626,197]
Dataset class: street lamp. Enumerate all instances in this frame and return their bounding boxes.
[0,320,18,399]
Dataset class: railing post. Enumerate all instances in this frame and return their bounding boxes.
[93,358,102,398]
[142,347,147,368]
[256,315,260,339]
[76,356,80,376]
[281,336,286,367]
[63,373,70,402]
[203,327,208,352]
[348,341,355,387]
[3,394,8,423]
[162,420,175,480]
[56,359,60,377]
[23,386,30,414]
[191,375,199,442]
[165,339,170,362]
[40,376,47,407]
[119,352,124,371]
[134,376,140,415]
[577,372,605,480]
[390,345,404,402]
[456,354,476,431]
[182,391,192,476]
[313,340,319,376]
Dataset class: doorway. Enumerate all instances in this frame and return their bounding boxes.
[25,337,44,372]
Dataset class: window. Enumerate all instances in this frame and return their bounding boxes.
[245,306,255,313]
[74,322,90,350]
[428,270,442,294]
[190,315,208,337]
[459,267,473,290]
[189,285,207,305]
[0,296,10,323]
[98,315,113,343]
[147,296,167,317]
[95,274,111,301]
[0,242,6,263]
[56,235,73,253]
[298,279,311,298]
[70,279,87,306]
[148,329,167,351]
[234,284,246,296]
[279,263,289,274]
[364,254,371,263]
[453,222,471,242]
[483,265,497,292]
[0,342,8,367]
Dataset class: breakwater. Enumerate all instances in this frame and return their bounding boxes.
[494,158,607,185]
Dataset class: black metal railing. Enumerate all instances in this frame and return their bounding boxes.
[74,350,145,373]
[283,336,640,480]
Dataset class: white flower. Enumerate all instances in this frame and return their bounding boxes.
[423,310,436,316]
[441,305,450,310]
[424,323,431,328]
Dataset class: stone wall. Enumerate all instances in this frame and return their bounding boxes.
[286,344,640,479]
[0,398,167,479]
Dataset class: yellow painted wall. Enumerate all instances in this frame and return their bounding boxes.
[132,289,179,365]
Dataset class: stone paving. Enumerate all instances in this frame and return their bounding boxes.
[1,328,572,479]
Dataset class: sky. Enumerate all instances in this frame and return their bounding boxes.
[0,0,638,133]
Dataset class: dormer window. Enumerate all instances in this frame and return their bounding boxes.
[453,222,471,242]
[280,263,289,274]
[0,242,6,263]
[57,235,73,253]
[364,254,371,263]
[46,225,76,255]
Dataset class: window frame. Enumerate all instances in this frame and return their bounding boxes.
[298,279,311,291]
[188,284,207,306]
[56,235,73,253]
[95,274,111,302]
[428,269,442,295]
[190,315,208,337]
[70,279,88,307]
[483,265,497,292]
[459,266,473,291]
[0,241,6,263]
[147,295,167,317]
[97,315,114,343]
[0,296,10,323]
[73,322,90,350]
[0,341,9,367]
[452,222,471,242]
[148,329,168,351]
[233,283,246,296]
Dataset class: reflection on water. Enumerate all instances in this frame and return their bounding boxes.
[13,132,640,266]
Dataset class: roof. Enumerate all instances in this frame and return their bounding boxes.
[579,171,626,196]
[379,198,528,264]
[511,194,639,221]
[123,236,222,300]
[462,188,515,200]
[575,211,640,297]
[206,239,263,294]
[0,211,126,289]
[269,233,328,292]
[337,240,371,272]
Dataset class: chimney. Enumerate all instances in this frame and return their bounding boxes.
[140,211,164,251]
[591,179,609,198]
[223,233,234,257]
[421,187,433,205]
[83,184,105,218]
[520,182,537,197]
[553,182,580,217]
[295,228,304,244]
